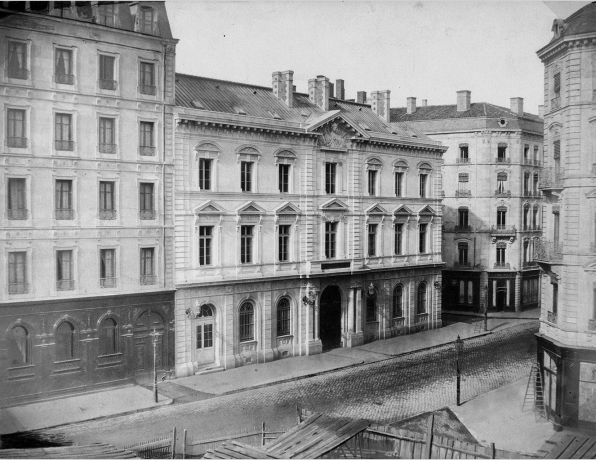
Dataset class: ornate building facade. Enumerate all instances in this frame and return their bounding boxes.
[390,93,543,313]
[0,2,177,404]
[536,3,596,430]
[173,73,446,376]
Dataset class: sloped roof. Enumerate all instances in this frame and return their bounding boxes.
[553,3,596,43]
[390,102,542,123]
[0,443,138,459]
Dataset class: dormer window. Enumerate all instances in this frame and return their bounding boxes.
[140,6,154,34]
[98,3,116,26]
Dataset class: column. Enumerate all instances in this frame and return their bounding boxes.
[355,286,363,334]
[347,288,355,333]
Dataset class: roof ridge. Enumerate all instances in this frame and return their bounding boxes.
[329,97,371,108]
[175,72,273,92]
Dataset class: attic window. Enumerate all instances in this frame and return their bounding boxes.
[234,107,247,115]
[358,122,372,131]
[267,111,282,120]
[191,100,205,110]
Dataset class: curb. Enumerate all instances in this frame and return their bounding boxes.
[444,311,539,320]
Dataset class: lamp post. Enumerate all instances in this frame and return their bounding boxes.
[454,335,464,406]
[149,328,163,404]
[484,285,489,332]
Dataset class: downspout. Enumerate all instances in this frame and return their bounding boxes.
[162,43,167,291]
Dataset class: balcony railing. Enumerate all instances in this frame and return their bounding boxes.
[55,209,74,220]
[491,225,516,235]
[7,137,27,148]
[139,146,156,156]
[55,140,74,151]
[495,157,511,164]
[454,225,472,233]
[56,279,74,291]
[99,79,117,90]
[494,262,511,269]
[140,274,157,285]
[455,190,471,198]
[534,239,563,262]
[55,73,74,85]
[140,210,156,220]
[100,277,117,288]
[494,189,511,198]
[523,191,540,198]
[8,67,29,80]
[99,143,117,154]
[7,209,28,220]
[99,209,117,220]
[9,282,28,295]
[139,84,156,95]
[456,158,470,164]
[551,97,561,110]
[539,167,564,190]
[523,225,541,232]
[454,261,472,269]
[547,311,557,324]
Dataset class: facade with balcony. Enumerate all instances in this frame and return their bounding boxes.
[173,73,446,376]
[535,3,596,430]
[0,2,177,405]
[391,91,543,313]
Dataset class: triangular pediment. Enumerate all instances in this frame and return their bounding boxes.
[320,198,349,211]
[365,204,388,214]
[418,205,436,216]
[194,201,225,214]
[308,113,370,148]
[275,202,302,215]
[394,205,413,215]
[237,201,265,214]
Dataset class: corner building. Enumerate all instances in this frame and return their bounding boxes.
[536,3,596,430]
[390,93,543,313]
[0,2,177,404]
[174,74,446,376]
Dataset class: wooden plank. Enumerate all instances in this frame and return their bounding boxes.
[579,439,596,459]
[271,416,339,455]
[423,415,434,459]
[285,417,355,457]
[545,434,577,459]
[304,419,370,458]
[266,413,324,450]
[572,438,596,459]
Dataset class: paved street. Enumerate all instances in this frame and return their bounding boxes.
[45,321,538,449]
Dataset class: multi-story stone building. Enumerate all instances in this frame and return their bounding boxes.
[536,3,596,430]
[173,73,446,376]
[0,2,177,404]
[390,93,543,313]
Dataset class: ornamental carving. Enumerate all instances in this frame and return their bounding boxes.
[318,122,349,149]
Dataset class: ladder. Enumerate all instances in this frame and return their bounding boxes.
[522,362,547,420]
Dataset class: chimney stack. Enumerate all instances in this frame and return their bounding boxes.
[329,82,335,99]
[356,91,367,104]
[335,79,345,100]
[407,97,417,114]
[371,90,391,122]
[272,70,294,108]
[422,99,428,107]
[308,75,330,111]
[457,90,471,112]
[538,105,545,118]
[510,97,524,116]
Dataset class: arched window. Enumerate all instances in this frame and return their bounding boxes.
[56,321,75,361]
[392,285,403,318]
[276,298,290,337]
[9,325,30,366]
[458,242,469,265]
[197,304,213,318]
[523,171,530,195]
[417,282,427,314]
[467,281,473,304]
[459,280,465,304]
[239,302,254,342]
[99,318,118,355]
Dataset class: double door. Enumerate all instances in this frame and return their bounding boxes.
[133,311,165,373]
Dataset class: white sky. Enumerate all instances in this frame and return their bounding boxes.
[166,1,587,115]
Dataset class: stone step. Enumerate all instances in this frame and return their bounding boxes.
[194,365,224,376]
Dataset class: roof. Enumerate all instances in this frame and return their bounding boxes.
[203,441,281,459]
[265,413,370,458]
[390,102,542,123]
[0,443,138,459]
[553,3,596,43]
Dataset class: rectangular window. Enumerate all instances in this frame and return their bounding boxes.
[7,41,28,79]
[139,62,156,95]
[533,207,538,229]
[366,296,376,323]
[524,145,530,160]
[139,182,155,219]
[497,209,507,227]
[100,249,116,287]
[99,54,116,90]
[139,121,155,155]
[55,179,73,220]
[458,208,469,228]
[553,211,560,244]
[99,181,116,219]
[460,145,468,160]
[278,164,290,193]
[498,145,507,160]
[497,173,507,193]
[368,224,377,257]
[523,207,529,229]
[496,247,506,264]
[199,226,213,266]
[419,223,427,253]
[419,174,427,198]
[278,225,290,262]
[523,241,529,263]
[534,145,539,162]
[395,172,403,197]
[325,222,337,259]
[55,113,73,150]
[97,3,116,26]
[523,173,530,195]
[7,178,27,220]
[140,6,154,33]
[394,223,403,255]
[554,72,561,98]
[325,162,336,194]
[8,252,27,294]
[533,174,539,193]
[241,161,252,192]
[368,170,377,196]
[140,248,155,284]
[7,108,26,147]
[553,139,561,171]
[55,48,74,85]
[56,250,74,290]
[240,225,253,264]
[458,243,468,265]
[99,117,116,153]
[553,283,558,315]
[458,174,469,192]
[199,159,212,190]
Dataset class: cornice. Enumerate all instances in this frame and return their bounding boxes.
[537,34,596,63]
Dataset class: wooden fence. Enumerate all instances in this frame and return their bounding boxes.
[123,427,176,459]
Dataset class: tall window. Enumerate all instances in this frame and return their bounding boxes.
[325,222,337,259]
[56,250,74,291]
[394,223,403,255]
[99,318,118,355]
[497,207,507,227]
[524,145,530,161]
[534,145,539,163]
[278,164,290,193]
[523,172,530,195]
[97,3,116,26]
[8,41,27,79]
[497,144,507,161]
[459,144,468,161]
[419,174,428,198]
[7,108,26,147]
[240,161,252,192]
[458,207,469,228]
[394,172,403,197]
[240,225,253,264]
[325,162,336,194]
[199,226,213,266]
[552,283,559,315]
[523,240,529,263]
[278,225,290,262]
[99,54,116,89]
[139,121,155,155]
[419,223,428,253]
[523,206,530,229]
[392,285,403,318]
[100,249,116,288]
[533,173,539,194]
[55,48,74,85]
[458,242,469,265]
[55,322,75,361]
[368,170,377,196]
[55,179,73,220]
[366,291,377,322]
[55,113,73,150]
[8,251,27,294]
[139,6,154,34]
[195,305,213,350]
[497,172,507,193]
[458,173,469,192]
[9,325,30,365]
[139,61,156,94]
[533,206,539,229]
[99,117,116,153]
[553,72,561,99]
[276,298,290,337]
[553,138,561,171]
[139,183,155,219]
[368,224,377,257]
[99,181,116,219]
[496,245,506,265]
[553,210,560,244]
[7,178,27,220]
[239,302,254,342]
[140,248,155,285]
[417,283,427,314]
[198,158,212,190]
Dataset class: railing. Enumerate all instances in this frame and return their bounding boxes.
[523,191,540,197]
[55,140,74,151]
[55,73,74,85]
[56,279,74,291]
[495,157,510,164]
[99,143,117,154]
[456,157,470,164]
[534,239,563,262]
[523,225,541,231]
[55,209,74,220]
[99,79,117,90]
[140,210,156,220]
[454,261,472,268]
[140,274,157,285]
[99,209,117,220]
[551,97,560,110]
[491,225,516,234]
[139,146,156,156]
[100,277,117,288]
[547,311,557,324]
[539,167,564,189]
[8,67,28,80]
[494,189,511,197]
[7,209,28,220]
[494,262,511,269]
[7,137,27,148]
[9,283,28,295]
[455,190,471,197]
[139,84,156,95]
[454,225,472,233]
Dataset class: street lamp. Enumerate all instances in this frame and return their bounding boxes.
[454,335,464,406]
[484,285,489,332]
[302,283,317,306]
[149,328,163,404]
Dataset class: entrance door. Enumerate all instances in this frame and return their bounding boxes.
[495,280,507,311]
[319,286,342,351]
[194,304,215,366]
[133,311,165,373]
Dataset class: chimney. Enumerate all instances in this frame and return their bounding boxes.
[329,82,334,99]
[335,79,345,99]
[407,97,417,114]
[308,75,330,111]
[510,97,524,116]
[371,90,391,122]
[356,91,367,104]
[538,105,545,118]
[272,70,294,108]
[457,90,471,112]
[422,99,427,107]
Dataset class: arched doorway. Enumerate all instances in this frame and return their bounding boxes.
[193,304,215,367]
[133,311,166,374]
[319,286,342,351]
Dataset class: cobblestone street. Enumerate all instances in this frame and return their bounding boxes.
[46,322,538,448]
